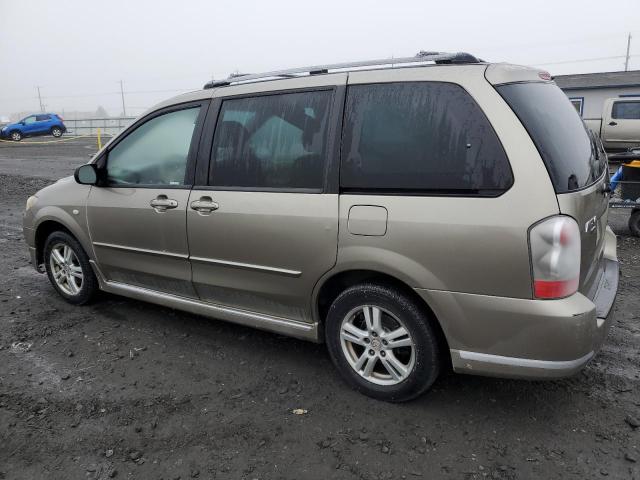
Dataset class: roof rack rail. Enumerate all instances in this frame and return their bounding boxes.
[203,51,482,89]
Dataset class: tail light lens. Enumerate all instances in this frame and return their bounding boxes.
[529,216,581,299]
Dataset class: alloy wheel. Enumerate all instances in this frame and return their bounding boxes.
[339,305,416,386]
[49,243,83,296]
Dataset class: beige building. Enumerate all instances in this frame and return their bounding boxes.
[554,70,640,121]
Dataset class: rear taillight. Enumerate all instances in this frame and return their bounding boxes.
[529,216,581,299]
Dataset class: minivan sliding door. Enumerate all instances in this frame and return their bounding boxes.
[187,83,345,323]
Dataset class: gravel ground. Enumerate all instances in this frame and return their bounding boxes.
[0,138,639,480]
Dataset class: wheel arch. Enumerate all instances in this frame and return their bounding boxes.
[34,216,92,266]
[314,269,451,365]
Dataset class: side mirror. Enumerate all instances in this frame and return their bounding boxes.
[20,121,25,125]
[74,164,98,185]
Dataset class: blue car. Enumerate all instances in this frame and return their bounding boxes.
[0,113,66,141]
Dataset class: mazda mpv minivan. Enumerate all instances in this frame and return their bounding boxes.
[23,52,619,402]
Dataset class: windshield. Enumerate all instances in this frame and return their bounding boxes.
[496,82,606,193]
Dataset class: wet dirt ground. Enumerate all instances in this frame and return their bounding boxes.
[0,138,639,480]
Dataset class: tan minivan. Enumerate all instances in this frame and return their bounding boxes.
[23,52,619,401]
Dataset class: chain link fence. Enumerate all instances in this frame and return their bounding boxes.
[64,117,136,136]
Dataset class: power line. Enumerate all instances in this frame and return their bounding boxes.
[532,54,639,67]
[2,87,201,101]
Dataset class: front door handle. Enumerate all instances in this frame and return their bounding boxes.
[150,195,178,213]
[608,121,618,126]
[190,196,219,215]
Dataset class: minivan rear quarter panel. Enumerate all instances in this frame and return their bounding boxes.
[336,66,560,299]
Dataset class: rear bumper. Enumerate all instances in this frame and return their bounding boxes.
[449,349,594,379]
[416,229,619,380]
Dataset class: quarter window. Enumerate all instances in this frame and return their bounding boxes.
[612,101,640,119]
[209,90,332,189]
[106,107,201,186]
[340,82,513,194]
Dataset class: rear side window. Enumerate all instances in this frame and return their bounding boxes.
[340,82,512,194]
[210,90,332,190]
[497,82,606,193]
[612,101,640,119]
[36,115,50,121]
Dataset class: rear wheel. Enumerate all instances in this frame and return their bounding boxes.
[10,131,22,141]
[325,283,441,402]
[44,231,98,305]
[630,209,640,237]
[51,126,63,138]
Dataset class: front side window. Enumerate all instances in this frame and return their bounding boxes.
[106,107,200,186]
[23,116,36,125]
[612,101,640,119]
[340,82,513,194]
[210,90,332,189]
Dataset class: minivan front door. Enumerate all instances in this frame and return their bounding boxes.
[87,104,206,297]
[187,86,344,322]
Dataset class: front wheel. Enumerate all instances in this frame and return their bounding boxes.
[325,283,441,402]
[10,131,22,141]
[630,209,640,237]
[51,127,63,138]
[44,231,98,305]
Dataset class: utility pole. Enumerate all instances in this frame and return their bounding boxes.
[625,33,632,71]
[119,80,127,117]
[36,86,44,112]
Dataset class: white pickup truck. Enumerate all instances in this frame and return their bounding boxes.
[584,98,640,151]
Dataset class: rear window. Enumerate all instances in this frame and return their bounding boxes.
[340,82,513,195]
[497,82,606,193]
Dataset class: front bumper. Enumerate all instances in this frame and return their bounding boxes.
[415,239,619,380]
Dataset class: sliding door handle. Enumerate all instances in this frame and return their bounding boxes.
[190,197,219,214]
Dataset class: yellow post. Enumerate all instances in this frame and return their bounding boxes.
[97,128,102,150]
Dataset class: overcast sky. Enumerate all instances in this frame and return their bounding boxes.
[0,0,638,118]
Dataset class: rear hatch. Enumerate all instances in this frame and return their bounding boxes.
[496,81,609,297]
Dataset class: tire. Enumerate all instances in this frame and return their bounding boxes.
[325,283,441,402]
[51,127,63,138]
[10,130,22,141]
[43,231,98,305]
[630,209,640,237]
